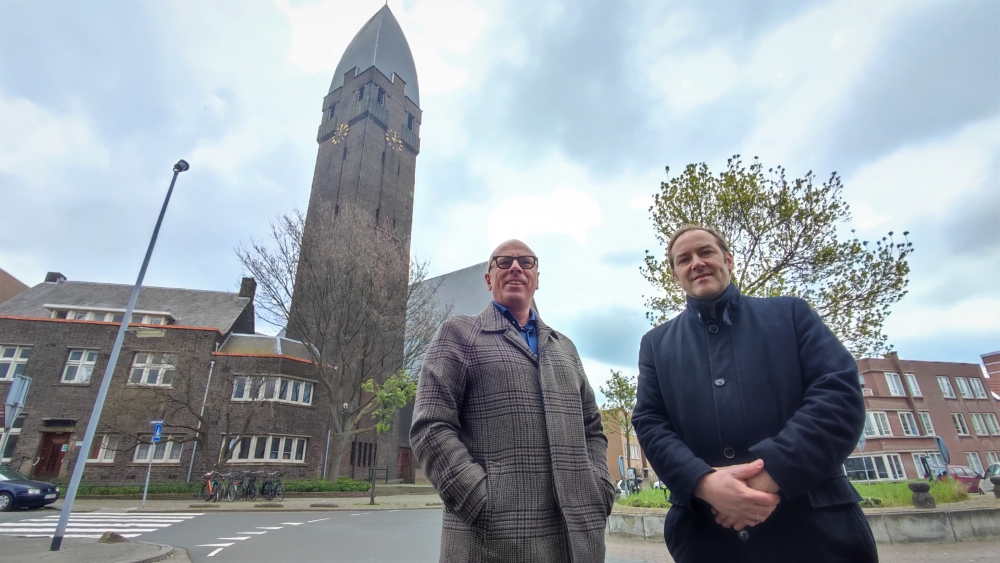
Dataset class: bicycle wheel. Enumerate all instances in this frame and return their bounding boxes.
[226,482,238,502]
[199,484,209,502]
[247,483,258,502]
[260,481,274,501]
[274,483,285,502]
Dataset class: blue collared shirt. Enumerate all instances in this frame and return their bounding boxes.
[492,301,538,355]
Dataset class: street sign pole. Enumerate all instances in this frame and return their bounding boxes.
[50,161,188,551]
[142,421,164,507]
[1,375,31,463]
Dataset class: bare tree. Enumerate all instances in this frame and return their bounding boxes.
[100,356,277,472]
[236,204,448,480]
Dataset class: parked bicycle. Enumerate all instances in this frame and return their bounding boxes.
[226,470,259,502]
[199,471,222,502]
[259,471,285,502]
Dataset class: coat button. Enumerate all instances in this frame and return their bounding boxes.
[714,378,725,387]
[738,530,750,541]
[723,447,735,459]
[708,325,719,334]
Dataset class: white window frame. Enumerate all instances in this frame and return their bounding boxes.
[50,308,168,325]
[898,412,919,437]
[227,435,307,464]
[0,414,25,462]
[232,375,313,406]
[864,412,893,437]
[128,353,178,387]
[0,345,31,381]
[986,451,1000,466]
[984,413,1000,436]
[87,434,119,463]
[913,451,946,478]
[938,376,956,399]
[919,411,935,436]
[62,349,99,383]
[905,373,922,397]
[970,378,988,399]
[846,453,906,481]
[952,413,970,436]
[956,377,973,399]
[966,452,984,475]
[970,413,989,436]
[133,436,184,464]
[885,372,906,396]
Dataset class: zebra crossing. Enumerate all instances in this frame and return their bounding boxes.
[0,512,203,539]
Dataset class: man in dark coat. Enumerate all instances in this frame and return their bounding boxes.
[632,225,878,563]
[411,240,614,563]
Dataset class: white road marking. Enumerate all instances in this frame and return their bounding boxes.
[218,536,250,540]
[238,531,268,534]
[198,543,235,547]
[281,522,304,525]
[0,513,204,539]
[207,548,224,557]
[256,526,283,530]
[306,518,330,523]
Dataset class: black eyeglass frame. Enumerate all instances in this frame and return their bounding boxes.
[490,255,538,270]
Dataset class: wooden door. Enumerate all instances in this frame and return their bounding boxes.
[34,433,70,480]
[398,447,412,483]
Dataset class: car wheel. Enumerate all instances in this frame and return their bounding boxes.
[0,492,14,512]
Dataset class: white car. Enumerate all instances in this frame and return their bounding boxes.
[981,464,1000,495]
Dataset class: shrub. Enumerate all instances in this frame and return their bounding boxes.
[852,479,968,508]
[616,488,671,508]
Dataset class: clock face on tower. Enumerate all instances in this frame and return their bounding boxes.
[385,129,403,152]
[330,123,349,144]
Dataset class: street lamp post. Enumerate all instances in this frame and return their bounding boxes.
[50,160,189,551]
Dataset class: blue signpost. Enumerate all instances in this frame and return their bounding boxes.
[142,420,165,507]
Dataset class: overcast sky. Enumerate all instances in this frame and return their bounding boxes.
[1,0,997,396]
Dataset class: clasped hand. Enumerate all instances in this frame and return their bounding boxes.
[693,459,780,531]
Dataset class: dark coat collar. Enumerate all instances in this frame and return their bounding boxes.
[685,282,743,325]
[478,304,555,349]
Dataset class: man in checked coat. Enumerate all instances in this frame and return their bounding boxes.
[632,225,877,562]
[410,239,615,563]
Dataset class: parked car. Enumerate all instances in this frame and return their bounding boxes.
[980,464,1000,495]
[0,465,60,511]
[938,465,984,494]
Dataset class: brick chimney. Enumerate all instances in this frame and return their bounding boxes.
[239,277,257,300]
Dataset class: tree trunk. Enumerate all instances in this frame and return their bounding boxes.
[325,429,349,481]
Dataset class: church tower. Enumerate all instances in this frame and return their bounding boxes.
[306,5,420,246]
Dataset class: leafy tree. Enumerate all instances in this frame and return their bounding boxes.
[642,156,912,357]
[600,369,638,492]
[236,204,447,480]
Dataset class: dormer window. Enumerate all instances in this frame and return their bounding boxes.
[377,87,385,105]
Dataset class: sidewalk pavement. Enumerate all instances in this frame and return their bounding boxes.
[0,536,190,563]
[47,492,446,513]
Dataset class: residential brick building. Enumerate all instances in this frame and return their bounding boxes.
[603,414,651,486]
[0,267,28,304]
[981,350,1000,398]
[849,352,1000,483]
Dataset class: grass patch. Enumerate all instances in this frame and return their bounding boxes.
[852,479,968,508]
[615,479,970,509]
[282,477,370,493]
[617,488,671,508]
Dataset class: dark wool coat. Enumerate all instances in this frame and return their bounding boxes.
[632,284,878,563]
[410,305,614,563]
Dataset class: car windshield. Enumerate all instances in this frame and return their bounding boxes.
[0,466,28,481]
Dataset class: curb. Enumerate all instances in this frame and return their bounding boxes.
[134,543,177,563]
[128,505,441,514]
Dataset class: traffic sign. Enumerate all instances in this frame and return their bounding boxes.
[152,423,163,444]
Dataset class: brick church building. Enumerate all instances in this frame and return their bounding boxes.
[0,5,421,486]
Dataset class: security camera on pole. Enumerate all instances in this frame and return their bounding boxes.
[50,160,189,551]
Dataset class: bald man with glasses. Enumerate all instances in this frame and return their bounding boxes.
[411,239,614,563]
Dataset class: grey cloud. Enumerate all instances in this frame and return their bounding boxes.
[944,161,1000,256]
[892,331,999,364]
[602,250,644,268]
[826,1,1000,172]
[566,304,649,368]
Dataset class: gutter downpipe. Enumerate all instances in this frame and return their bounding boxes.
[187,360,215,483]
[323,414,332,480]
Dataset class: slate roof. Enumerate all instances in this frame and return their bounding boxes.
[0,280,251,333]
[331,5,420,106]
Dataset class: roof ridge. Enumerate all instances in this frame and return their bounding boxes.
[49,280,243,297]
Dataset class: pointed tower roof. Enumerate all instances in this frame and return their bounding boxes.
[331,5,419,106]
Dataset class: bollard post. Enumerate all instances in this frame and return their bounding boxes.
[908,481,935,509]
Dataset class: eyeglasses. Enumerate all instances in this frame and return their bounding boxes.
[490,255,538,270]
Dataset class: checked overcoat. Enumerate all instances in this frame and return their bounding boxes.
[410,305,615,563]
